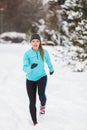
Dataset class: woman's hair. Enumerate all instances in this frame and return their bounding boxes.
[39,43,44,61]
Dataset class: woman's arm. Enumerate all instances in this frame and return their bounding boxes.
[23,53,31,74]
[44,50,54,74]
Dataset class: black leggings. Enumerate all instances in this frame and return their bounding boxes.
[26,75,47,124]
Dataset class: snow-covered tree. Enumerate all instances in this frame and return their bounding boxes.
[36,1,62,45]
[59,0,87,71]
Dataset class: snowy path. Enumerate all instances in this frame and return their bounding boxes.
[0,44,87,130]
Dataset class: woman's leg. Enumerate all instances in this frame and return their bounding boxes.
[37,75,47,107]
[26,79,37,124]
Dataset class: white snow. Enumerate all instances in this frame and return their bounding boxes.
[43,0,49,4]
[0,32,26,39]
[0,43,87,130]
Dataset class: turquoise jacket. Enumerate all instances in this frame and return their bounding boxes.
[23,48,54,81]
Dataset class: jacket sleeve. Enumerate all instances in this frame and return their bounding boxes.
[44,50,54,73]
[23,52,31,74]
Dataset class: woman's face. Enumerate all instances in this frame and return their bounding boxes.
[31,39,40,51]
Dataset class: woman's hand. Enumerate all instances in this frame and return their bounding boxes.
[50,71,54,75]
[31,63,38,69]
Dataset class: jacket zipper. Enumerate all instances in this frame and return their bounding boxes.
[36,52,38,59]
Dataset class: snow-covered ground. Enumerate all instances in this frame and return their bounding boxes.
[0,43,87,130]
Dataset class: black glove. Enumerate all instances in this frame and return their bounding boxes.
[31,63,38,69]
[50,71,54,75]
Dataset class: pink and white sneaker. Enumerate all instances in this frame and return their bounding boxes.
[40,106,45,114]
[34,122,38,126]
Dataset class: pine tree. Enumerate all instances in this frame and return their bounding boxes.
[60,0,87,71]
[38,1,61,45]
